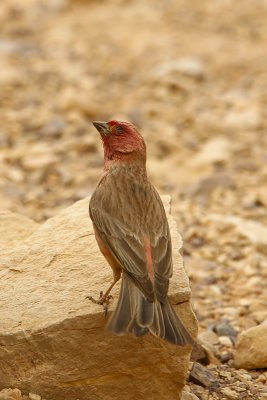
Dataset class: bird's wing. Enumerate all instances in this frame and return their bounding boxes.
[89,176,173,303]
[146,187,173,303]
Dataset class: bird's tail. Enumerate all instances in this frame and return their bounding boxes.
[107,273,194,346]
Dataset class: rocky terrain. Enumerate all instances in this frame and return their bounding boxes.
[0,0,267,399]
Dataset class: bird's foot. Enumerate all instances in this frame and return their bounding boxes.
[86,291,113,317]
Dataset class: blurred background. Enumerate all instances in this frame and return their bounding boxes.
[1,0,267,396]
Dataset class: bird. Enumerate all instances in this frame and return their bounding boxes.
[89,119,194,346]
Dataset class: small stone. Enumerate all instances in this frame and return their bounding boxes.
[220,387,239,400]
[29,394,41,400]
[196,339,220,365]
[219,336,233,347]
[198,330,219,345]
[190,137,231,167]
[40,117,66,137]
[208,214,267,250]
[219,351,233,363]
[189,362,218,388]
[218,370,232,379]
[234,320,267,369]
[256,374,267,384]
[253,310,267,324]
[190,342,210,365]
[181,392,200,400]
[212,319,237,339]
[22,153,58,170]
[191,340,220,365]
[153,57,205,80]
[222,107,261,131]
[0,389,22,400]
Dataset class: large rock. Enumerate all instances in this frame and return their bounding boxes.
[0,196,197,400]
[0,210,38,252]
[234,320,267,369]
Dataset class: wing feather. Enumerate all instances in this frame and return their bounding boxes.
[89,168,173,303]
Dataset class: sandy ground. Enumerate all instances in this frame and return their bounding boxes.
[1,0,267,398]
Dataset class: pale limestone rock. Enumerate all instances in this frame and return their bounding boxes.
[222,107,261,131]
[181,391,200,400]
[198,330,219,345]
[190,137,231,167]
[29,394,41,400]
[0,211,38,252]
[0,196,197,400]
[208,214,267,248]
[220,387,239,400]
[153,57,205,79]
[218,336,233,347]
[234,320,267,369]
[0,389,22,400]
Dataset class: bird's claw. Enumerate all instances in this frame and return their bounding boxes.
[86,291,113,316]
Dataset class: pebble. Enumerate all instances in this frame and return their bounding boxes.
[190,137,231,167]
[29,393,42,400]
[152,57,205,80]
[212,319,237,339]
[0,389,22,400]
[198,330,219,345]
[220,387,239,400]
[219,335,233,347]
[29,394,41,400]
[181,391,200,400]
[189,362,218,388]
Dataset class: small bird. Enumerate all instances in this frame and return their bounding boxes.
[89,120,193,345]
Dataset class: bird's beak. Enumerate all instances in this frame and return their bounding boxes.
[92,121,109,137]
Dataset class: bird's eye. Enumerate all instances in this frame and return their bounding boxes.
[116,125,124,133]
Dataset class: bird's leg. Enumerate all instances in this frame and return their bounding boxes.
[86,270,121,315]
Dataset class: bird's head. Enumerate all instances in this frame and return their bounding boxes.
[92,120,146,165]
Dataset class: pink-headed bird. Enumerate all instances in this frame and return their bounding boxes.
[89,120,193,345]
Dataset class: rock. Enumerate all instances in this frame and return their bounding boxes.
[0,211,38,252]
[29,394,41,400]
[198,330,219,345]
[222,107,261,131]
[0,389,22,400]
[189,362,218,388]
[153,57,205,80]
[256,373,267,384]
[190,340,219,366]
[219,336,233,347]
[21,153,58,171]
[189,137,231,167]
[0,40,22,55]
[209,214,267,248]
[57,87,98,117]
[0,196,197,400]
[219,351,233,364]
[212,319,237,339]
[234,320,267,369]
[40,116,66,138]
[181,391,200,400]
[190,342,209,365]
[220,387,239,400]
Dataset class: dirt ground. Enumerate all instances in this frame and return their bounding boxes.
[1,0,267,399]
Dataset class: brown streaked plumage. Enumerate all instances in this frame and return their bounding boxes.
[89,120,194,345]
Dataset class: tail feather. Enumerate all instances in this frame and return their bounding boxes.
[138,295,154,327]
[107,273,194,346]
